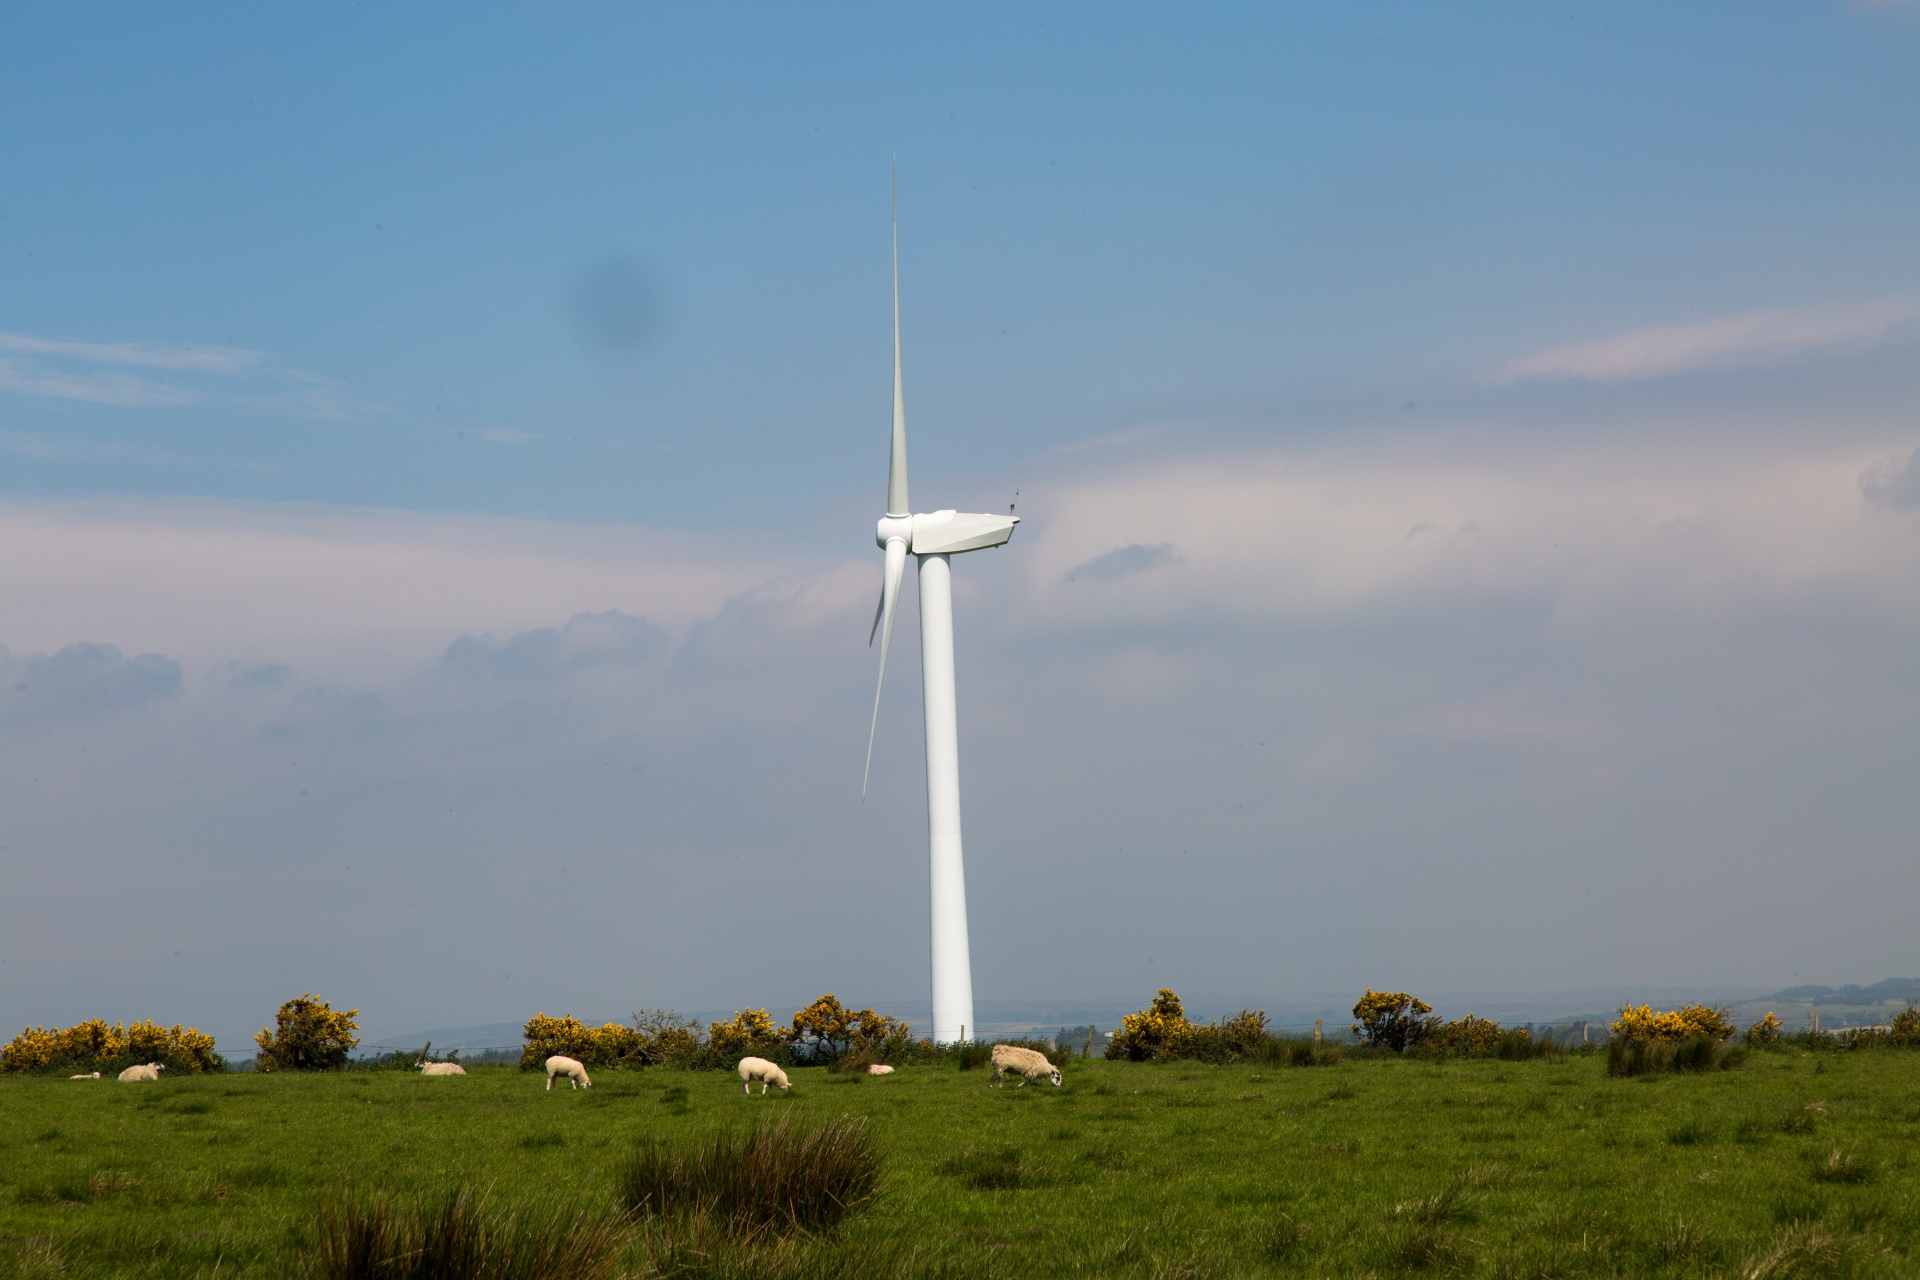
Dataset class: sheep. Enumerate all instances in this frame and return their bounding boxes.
[117,1063,166,1083]
[418,1061,467,1076]
[737,1056,791,1094]
[989,1043,1061,1088]
[866,1063,896,1076]
[70,1071,101,1079]
[544,1055,591,1090]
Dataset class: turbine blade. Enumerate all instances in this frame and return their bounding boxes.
[887,161,910,518]
[863,537,909,798]
[867,580,885,647]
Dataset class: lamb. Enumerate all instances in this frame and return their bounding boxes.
[866,1063,896,1076]
[117,1063,166,1083]
[70,1071,101,1079]
[737,1056,791,1094]
[989,1043,1061,1088]
[544,1055,591,1090]
[418,1061,467,1076]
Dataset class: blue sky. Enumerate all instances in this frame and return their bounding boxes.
[2,4,1918,1049]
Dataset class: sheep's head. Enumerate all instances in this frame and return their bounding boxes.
[1047,1068,1063,1086]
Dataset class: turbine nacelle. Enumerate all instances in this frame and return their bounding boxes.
[874,510,1020,556]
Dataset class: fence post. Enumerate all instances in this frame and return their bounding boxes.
[1313,1017,1323,1044]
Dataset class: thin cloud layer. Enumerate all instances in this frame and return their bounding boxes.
[441,610,668,683]
[0,330,353,416]
[1496,298,1919,383]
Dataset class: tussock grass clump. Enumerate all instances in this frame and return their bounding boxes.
[617,1111,877,1236]
[1607,1036,1745,1077]
[1809,1147,1875,1185]
[1667,1118,1713,1146]
[304,1187,622,1280]
[1738,1222,1859,1280]
[937,1143,1058,1191]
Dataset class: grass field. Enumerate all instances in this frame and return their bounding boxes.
[3,1049,1918,1277]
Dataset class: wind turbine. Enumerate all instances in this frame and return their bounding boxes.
[863,173,1018,1045]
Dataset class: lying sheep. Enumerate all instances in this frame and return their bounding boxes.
[117,1063,166,1083]
[418,1061,467,1076]
[737,1056,791,1094]
[989,1043,1061,1088]
[70,1071,101,1079]
[866,1063,896,1076]
[545,1055,591,1090]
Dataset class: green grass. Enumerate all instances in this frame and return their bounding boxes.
[4,1051,1920,1276]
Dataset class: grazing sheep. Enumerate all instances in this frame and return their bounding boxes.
[70,1071,101,1079]
[117,1063,166,1083]
[544,1055,591,1090]
[737,1056,791,1094]
[866,1063,896,1076]
[418,1061,467,1076]
[989,1044,1061,1088]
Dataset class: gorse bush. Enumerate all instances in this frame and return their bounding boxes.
[1351,990,1440,1052]
[1106,989,1192,1061]
[1610,1003,1734,1043]
[521,999,910,1073]
[304,1187,622,1280]
[1105,990,1274,1063]
[707,1008,785,1061]
[786,995,913,1065]
[2,1018,222,1074]
[256,995,360,1072]
[1745,1011,1784,1047]
[616,1112,879,1237]
[517,1013,640,1071]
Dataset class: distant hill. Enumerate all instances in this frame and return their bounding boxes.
[1767,979,1920,1005]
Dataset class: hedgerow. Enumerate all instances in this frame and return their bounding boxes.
[1,1018,223,1075]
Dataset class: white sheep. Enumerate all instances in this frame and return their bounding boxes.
[737,1056,791,1094]
[418,1061,467,1076]
[866,1063,896,1076]
[117,1063,166,1083]
[69,1071,101,1079]
[989,1043,1061,1088]
[544,1055,591,1090]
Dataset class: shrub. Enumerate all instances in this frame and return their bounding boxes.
[1352,990,1440,1053]
[950,1041,992,1071]
[786,995,913,1065]
[1745,1012,1784,1048]
[517,1014,641,1071]
[256,995,359,1072]
[708,1008,785,1063]
[1424,1015,1502,1057]
[306,1186,622,1280]
[1890,1004,1920,1048]
[1610,1004,1733,1044]
[1105,992,1274,1064]
[1106,989,1192,1061]
[617,1112,879,1236]
[3,1019,224,1075]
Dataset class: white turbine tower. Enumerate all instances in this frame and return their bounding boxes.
[864,174,1018,1045]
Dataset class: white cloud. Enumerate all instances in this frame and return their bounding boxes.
[1495,298,1919,383]
[1017,434,1920,633]
[0,330,354,416]
[0,332,266,373]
